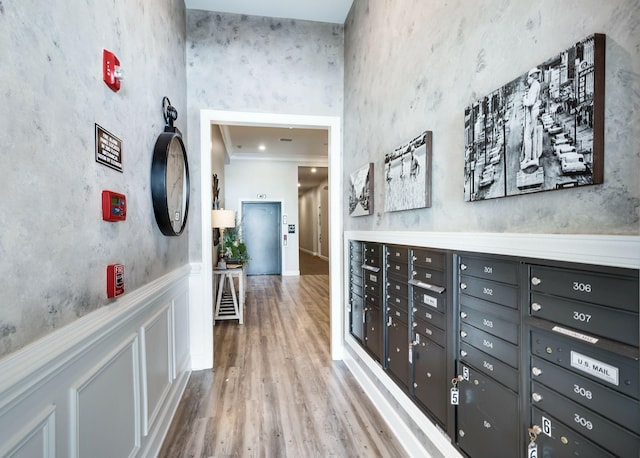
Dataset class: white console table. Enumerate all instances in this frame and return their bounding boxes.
[213,267,244,324]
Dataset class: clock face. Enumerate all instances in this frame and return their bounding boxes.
[151,131,190,236]
[166,137,187,233]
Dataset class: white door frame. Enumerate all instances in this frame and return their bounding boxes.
[197,110,343,368]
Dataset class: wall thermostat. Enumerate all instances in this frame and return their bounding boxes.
[102,190,126,221]
[106,264,125,298]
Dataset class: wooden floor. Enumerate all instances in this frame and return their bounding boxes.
[159,274,407,457]
[298,251,329,276]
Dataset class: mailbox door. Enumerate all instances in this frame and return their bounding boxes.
[387,316,409,389]
[365,305,382,363]
[350,293,364,342]
[457,364,519,458]
[532,408,615,458]
[413,337,447,427]
[459,255,519,284]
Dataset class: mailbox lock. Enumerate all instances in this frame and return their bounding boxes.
[460,331,468,338]
[460,263,467,271]
[532,367,543,376]
[545,346,553,354]
[531,303,542,312]
[460,350,468,357]
[473,379,479,385]
[426,372,432,378]
[459,429,465,437]
[460,311,468,318]
[560,436,569,445]
[532,392,543,402]
[460,283,468,290]
[414,382,418,388]
[412,308,417,313]
[531,276,542,286]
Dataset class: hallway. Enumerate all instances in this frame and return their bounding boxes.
[159,274,407,457]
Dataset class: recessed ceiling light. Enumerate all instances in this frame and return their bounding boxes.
[311,167,317,173]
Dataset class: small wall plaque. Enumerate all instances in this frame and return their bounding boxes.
[95,124,123,172]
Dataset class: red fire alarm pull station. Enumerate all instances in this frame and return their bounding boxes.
[103,49,123,92]
[107,264,125,298]
[102,190,126,221]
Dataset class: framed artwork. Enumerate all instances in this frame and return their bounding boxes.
[349,162,374,216]
[384,130,432,212]
[464,33,605,202]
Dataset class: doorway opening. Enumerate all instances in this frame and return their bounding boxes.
[195,110,342,369]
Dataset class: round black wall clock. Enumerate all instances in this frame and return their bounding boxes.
[151,97,190,236]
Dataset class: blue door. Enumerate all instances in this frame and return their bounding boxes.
[241,202,281,275]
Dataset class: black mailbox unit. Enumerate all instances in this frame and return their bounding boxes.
[363,242,384,363]
[385,245,411,390]
[409,247,453,431]
[454,254,522,458]
[526,261,640,457]
[345,239,639,458]
[348,241,365,343]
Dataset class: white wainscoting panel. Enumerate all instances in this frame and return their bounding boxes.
[140,305,172,437]
[0,265,192,458]
[173,288,190,380]
[0,404,56,458]
[71,334,140,458]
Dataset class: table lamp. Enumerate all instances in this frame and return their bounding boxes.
[211,208,236,269]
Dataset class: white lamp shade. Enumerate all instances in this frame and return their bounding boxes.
[211,209,236,229]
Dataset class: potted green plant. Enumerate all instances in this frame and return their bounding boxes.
[220,225,249,265]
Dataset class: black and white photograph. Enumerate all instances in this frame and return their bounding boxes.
[349,162,374,216]
[384,130,432,212]
[464,33,605,202]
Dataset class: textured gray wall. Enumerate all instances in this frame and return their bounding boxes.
[344,0,640,235]
[185,11,344,260]
[0,0,187,357]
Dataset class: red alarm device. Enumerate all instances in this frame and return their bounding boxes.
[107,264,125,298]
[102,190,126,221]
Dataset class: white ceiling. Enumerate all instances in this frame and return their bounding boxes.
[220,125,328,162]
[218,125,329,195]
[184,0,354,24]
